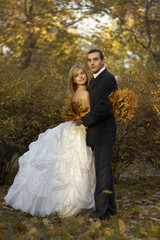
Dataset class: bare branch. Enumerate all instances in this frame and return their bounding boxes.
[145,0,152,48]
[130,29,149,49]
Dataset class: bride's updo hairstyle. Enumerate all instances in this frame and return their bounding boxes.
[69,64,88,93]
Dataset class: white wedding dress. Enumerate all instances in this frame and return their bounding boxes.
[4,122,95,217]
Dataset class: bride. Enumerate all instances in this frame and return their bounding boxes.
[4,64,96,218]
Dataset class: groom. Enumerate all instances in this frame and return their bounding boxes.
[82,49,118,219]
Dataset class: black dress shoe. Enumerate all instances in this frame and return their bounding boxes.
[89,211,109,220]
[89,210,116,220]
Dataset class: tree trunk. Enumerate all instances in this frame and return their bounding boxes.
[20,34,37,68]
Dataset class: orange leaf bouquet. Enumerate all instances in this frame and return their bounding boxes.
[108,88,138,122]
[62,99,88,121]
[63,89,138,122]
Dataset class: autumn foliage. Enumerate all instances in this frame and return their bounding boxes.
[109,88,138,122]
[63,89,138,123]
[0,57,68,185]
[62,99,89,121]
[110,64,160,181]
[0,55,159,185]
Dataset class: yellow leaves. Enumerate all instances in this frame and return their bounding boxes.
[90,221,101,229]
[26,21,31,25]
[150,224,158,233]
[1,172,160,239]
[148,224,160,238]
[27,227,38,240]
[52,21,64,29]
[125,14,135,28]
[6,37,14,43]
[77,216,86,225]
[104,227,114,236]
[118,219,126,233]
[67,28,77,34]
[34,26,40,32]
[1,0,83,59]
[139,224,159,238]
[103,189,112,194]
[42,218,49,226]
[140,226,148,236]
[108,88,138,122]
[16,222,38,238]
[62,99,88,121]
[27,227,37,235]
[156,201,160,209]
[41,29,47,35]
[16,34,23,40]
[44,13,52,18]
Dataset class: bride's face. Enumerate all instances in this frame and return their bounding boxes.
[74,68,87,86]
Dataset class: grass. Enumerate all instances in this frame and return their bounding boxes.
[0,174,159,240]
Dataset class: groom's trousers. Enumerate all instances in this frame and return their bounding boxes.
[93,145,117,216]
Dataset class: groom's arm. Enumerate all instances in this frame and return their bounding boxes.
[82,76,118,128]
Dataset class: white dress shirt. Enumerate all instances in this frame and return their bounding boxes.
[93,66,106,78]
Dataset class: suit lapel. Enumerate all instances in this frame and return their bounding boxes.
[88,69,108,91]
[88,77,99,90]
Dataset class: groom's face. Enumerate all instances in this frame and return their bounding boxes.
[87,52,104,73]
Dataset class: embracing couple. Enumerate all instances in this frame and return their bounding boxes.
[4,49,118,220]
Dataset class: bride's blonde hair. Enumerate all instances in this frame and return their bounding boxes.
[68,64,88,93]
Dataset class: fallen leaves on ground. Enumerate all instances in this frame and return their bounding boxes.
[0,176,159,239]
[118,219,126,233]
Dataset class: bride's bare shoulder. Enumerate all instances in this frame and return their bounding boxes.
[74,89,89,102]
[79,89,89,98]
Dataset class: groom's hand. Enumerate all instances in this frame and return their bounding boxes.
[74,119,83,126]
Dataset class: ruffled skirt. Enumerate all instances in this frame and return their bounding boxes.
[4,122,95,217]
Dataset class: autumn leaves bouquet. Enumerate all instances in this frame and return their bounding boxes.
[63,88,138,122]
[62,99,89,121]
[108,88,138,122]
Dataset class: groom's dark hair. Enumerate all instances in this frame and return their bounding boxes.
[87,49,104,60]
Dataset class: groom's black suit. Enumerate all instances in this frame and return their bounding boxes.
[82,68,118,218]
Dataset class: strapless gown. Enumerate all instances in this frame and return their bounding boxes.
[4,122,95,217]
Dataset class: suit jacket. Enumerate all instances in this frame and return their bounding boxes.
[82,68,118,147]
